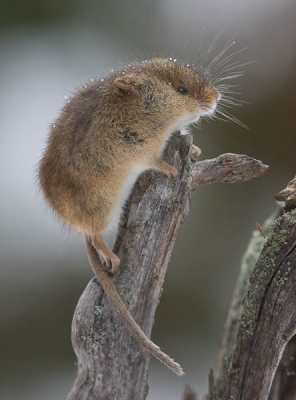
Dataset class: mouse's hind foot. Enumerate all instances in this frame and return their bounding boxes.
[92,234,121,274]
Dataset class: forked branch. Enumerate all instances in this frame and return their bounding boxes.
[67,133,268,400]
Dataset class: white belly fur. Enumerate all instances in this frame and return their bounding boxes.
[102,115,199,239]
[103,164,147,238]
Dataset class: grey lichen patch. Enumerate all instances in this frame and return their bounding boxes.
[252,215,292,280]
[238,209,282,289]
[239,218,280,339]
[94,305,102,315]
[277,230,289,245]
[282,329,290,340]
[241,231,265,283]
[182,163,193,184]
[81,330,100,350]
[225,232,265,342]
[250,242,276,289]
[117,265,136,299]
[239,208,296,340]
[223,353,233,375]
[269,209,296,239]
[275,265,292,286]
[240,291,258,339]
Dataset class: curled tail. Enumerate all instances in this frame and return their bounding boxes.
[85,236,184,376]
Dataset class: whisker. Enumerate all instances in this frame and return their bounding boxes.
[198,27,205,54]
[211,46,248,75]
[213,61,253,82]
[208,36,238,70]
[205,27,229,62]
[204,114,215,122]
[216,88,242,95]
[219,102,242,109]
[220,100,247,107]
[219,98,247,107]
[214,60,242,72]
[213,70,244,84]
[220,93,246,101]
[212,114,230,123]
[198,33,252,131]
[195,28,231,74]
[192,120,203,130]
[216,83,240,90]
[213,62,247,79]
[214,73,244,83]
[215,107,249,130]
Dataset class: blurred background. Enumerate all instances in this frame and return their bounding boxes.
[1,0,295,399]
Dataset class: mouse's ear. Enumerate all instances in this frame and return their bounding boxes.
[113,75,141,97]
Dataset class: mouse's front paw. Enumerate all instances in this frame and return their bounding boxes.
[190,144,201,161]
[165,167,178,181]
[153,159,178,181]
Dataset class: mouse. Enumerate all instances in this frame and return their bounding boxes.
[38,57,220,376]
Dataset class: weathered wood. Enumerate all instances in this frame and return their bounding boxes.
[269,335,296,400]
[275,175,296,210]
[213,208,280,382]
[192,153,268,188]
[66,133,268,400]
[208,207,296,400]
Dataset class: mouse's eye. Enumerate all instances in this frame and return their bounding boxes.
[177,86,188,95]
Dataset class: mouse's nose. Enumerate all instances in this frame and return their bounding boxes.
[215,88,221,102]
[208,88,220,113]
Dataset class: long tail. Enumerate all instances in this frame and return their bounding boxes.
[85,237,184,376]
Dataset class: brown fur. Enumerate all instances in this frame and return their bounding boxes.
[39,58,220,375]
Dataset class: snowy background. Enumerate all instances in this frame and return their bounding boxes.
[1,0,296,399]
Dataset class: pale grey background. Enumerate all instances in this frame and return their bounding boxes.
[1,0,296,399]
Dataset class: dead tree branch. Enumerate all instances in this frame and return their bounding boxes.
[66,133,268,400]
[208,176,296,399]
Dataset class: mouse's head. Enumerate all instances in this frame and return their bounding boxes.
[111,57,220,134]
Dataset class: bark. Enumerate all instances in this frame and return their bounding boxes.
[208,203,296,400]
[66,133,268,400]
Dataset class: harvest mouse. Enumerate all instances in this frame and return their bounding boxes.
[39,57,222,375]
